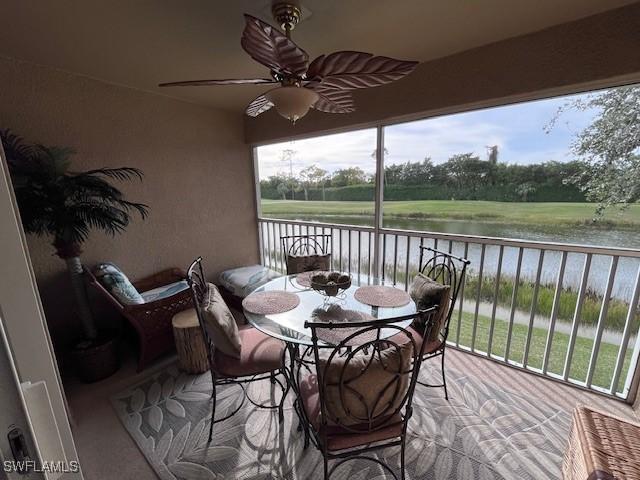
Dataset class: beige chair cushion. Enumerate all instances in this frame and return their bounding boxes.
[201,283,241,359]
[286,253,331,274]
[318,342,412,426]
[409,273,451,342]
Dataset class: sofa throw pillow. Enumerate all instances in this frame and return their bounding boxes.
[409,273,451,342]
[286,253,331,274]
[318,342,412,426]
[201,283,242,359]
[94,263,145,305]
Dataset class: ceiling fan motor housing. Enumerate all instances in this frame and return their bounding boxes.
[271,1,302,33]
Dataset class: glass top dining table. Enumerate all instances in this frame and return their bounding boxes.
[243,273,417,346]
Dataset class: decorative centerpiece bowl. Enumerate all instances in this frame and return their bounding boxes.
[310,271,351,297]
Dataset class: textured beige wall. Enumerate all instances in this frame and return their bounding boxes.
[0,56,258,352]
[245,2,640,144]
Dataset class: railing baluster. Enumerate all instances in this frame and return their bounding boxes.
[368,231,372,278]
[267,221,273,269]
[259,221,266,266]
[523,250,545,367]
[610,264,640,394]
[505,247,524,362]
[456,242,469,347]
[487,245,504,356]
[542,251,568,374]
[357,230,362,279]
[276,222,282,271]
[330,228,336,271]
[339,228,343,271]
[471,244,486,353]
[272,222,278,267]
[392,234,399,285]
[348,228,352,274]
[563,253,593,380]
[586,256,618,388]
[404,235,411,290]
[381,234,387,282]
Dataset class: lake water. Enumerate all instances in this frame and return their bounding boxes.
[263,214,640,302]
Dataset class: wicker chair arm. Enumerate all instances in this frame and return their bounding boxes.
[123,288,193,337]
[123,287,192,313]
[133,268,187,292]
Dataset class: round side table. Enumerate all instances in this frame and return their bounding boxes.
[172,308,209,374]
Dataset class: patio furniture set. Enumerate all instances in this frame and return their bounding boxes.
[86,235,640,479]
[182,235,468,480]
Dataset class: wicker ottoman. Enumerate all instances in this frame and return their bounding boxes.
[563,406,640,479]
[172,308,209,374]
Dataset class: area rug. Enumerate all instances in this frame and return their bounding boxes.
[111,362,570,479]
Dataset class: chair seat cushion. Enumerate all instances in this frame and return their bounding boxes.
[218,265,282,298]
[214,326,284,377]
[299,374,403,451]
[390,325,444,356]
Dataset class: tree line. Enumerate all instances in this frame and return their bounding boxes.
[260,154,587,202]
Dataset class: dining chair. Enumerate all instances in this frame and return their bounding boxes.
[412,246,470,399]
[186,257,289,443]
[293,307,438,480]
[280,233,332,274]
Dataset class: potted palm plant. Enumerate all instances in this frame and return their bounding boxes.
[1,130,149,382]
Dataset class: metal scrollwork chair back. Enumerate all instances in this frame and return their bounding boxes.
[281,233,333,274]
[186,257,288,444]
[416,246,470,399]
[295,308,438,480]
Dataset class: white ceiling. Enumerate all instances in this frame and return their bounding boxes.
[0,0,635,112]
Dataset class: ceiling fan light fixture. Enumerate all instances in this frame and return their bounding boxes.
[265,86,319,123]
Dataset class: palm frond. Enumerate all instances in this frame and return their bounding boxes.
[0,129,39,167]
[3,132,149,246]
[64,174,124,200]
[82,167,144,182]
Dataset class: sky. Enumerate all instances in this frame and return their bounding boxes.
[256,90,600,180]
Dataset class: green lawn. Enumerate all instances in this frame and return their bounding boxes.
[448,311,632,394]
[261,199,640,227]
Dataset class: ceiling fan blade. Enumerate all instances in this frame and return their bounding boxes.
[310,87,355,114]
[306,51,418,90]
[158,78,276,87]
[241,14,309,77]
[246,94,274,117]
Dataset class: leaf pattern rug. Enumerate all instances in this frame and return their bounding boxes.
[111,362,571,479]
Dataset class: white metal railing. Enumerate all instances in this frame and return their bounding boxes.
[258,217,640,402]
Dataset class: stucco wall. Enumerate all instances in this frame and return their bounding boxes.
[244,2,640,144]
[0,56,258,352]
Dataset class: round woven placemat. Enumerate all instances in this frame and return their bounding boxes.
[353,285,411,307]
[242,291,300,315]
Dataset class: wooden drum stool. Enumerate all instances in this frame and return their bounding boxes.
[172,308,209,374]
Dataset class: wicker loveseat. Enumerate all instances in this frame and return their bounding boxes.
[86,267,193,372]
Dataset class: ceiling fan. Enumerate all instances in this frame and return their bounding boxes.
[159,1,419,123]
